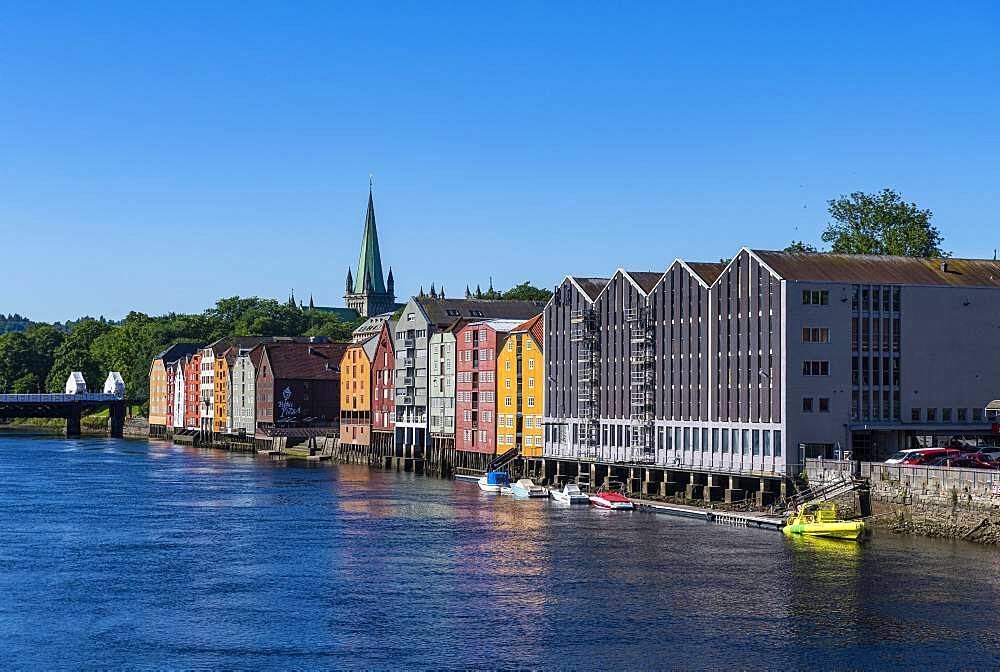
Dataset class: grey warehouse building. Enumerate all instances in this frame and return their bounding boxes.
[543,248,1000,477]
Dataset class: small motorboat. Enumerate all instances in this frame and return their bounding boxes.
[550,482,590,505]
[478,471,511,493]
[589,480,634,510]
[782,501,866,540]
[510,478,547,498]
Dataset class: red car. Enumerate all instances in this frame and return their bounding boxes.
[886,448,961,465]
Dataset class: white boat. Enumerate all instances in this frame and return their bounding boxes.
[589,480,635,510]
[510,478,547,498]
[478,471,511,493]
[549,482,590,505]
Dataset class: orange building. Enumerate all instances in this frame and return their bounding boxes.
[213,348,234,433]
[496,314,544,457]
[148,343,199,431]
[339,336,378,446]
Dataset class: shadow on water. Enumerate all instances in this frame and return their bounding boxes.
[0,435,997,669]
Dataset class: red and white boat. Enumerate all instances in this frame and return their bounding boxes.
[589,480,635,510]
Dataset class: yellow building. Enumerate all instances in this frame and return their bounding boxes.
[148,358,168,427]
[496,314,544,457]
[213,348,234,433]
[339,337,378,446]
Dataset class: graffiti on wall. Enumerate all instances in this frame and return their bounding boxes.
[277,386,301,420]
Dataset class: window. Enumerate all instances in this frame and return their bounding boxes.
[802,361,830,376]
[527,359,535,370]
[407,313,414,322]
[524,416,532,429]
[926,408,937,422]
[527,396,535,407]
[742,429,750,455]
[507,341,513,351]
[819,397,830,413]
[505,360,511,371]
[752,431,760,455]
[802,397,814,413]
[943,408,952,422]
[469,310,484,318]
[973,407,982,422]
[446,309,460,317]
[464,332,472,343]
[505,396,511,406]
[722,428,729,453]
[774,430,782,457]
[802,327,830,343]
[712,428,719,453]
[763,430,771,456]
[505,379,511,390]
[528,378,534,389]
[958,408,967,423]
[802,290,829,305]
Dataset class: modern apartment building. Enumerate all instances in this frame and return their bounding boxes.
[497,314,545,458]
[544,249,1000,477]
[393,298,547,465]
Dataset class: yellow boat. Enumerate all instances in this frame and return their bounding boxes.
[782,501,866,540]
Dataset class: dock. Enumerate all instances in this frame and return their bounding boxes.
[633,498,784,530]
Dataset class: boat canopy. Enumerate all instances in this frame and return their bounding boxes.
[485,471,510,486]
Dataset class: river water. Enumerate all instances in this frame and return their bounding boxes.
[0,435,997,670]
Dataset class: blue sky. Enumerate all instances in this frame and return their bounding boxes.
[3,2,998,322]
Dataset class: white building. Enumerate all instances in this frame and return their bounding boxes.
[172,359,186,429]
[103,372,125,397]
[65,372,87,394]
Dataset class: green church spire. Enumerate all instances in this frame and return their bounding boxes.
[354,187,386,295]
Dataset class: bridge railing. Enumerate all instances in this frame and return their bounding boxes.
[0,393,123,403]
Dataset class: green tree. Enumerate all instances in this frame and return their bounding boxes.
[233,301,309,337]
[784,240,819,253]
[24,324,65,382]
[304,314,363,342]
[46,319,112,392]
[821,189,946,257]
[501,282,553,301]
[0,332,33,391]
[11,372,41,393]
[91,312,159,400]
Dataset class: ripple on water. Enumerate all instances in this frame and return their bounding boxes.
[1,435,999,670]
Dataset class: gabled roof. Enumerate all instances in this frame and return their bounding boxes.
[625,271,663,294]
[207,335,329,356]
[751,250,1000,288]
[414,297,547,328]
[569,276,610,301]
[353,189,386,294]
[466,318,526,333]
[262,343,351,380]
[686,262,727,285]
[155,343,200,363]
[511,314,544,350]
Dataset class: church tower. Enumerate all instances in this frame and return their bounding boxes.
[345,187,396,317]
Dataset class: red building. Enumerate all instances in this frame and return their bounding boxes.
[255,343,350,431]
[184,353,201,429]
[454,319,522,470]
[371,320,396,454]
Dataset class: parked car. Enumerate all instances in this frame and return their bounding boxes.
[885,448,961,465]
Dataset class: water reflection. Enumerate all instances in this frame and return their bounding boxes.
[2,436,999,670]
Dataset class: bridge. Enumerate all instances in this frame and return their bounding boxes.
[0,393,127,438]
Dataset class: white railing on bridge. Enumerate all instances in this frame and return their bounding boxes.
[0,393,124,403]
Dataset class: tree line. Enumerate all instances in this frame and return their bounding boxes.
[0,297,365,403]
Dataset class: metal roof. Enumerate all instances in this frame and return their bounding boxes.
[686,262,727,285]
[569,277,610,300]
[415,298,547,327]
[625,271,664,294]
[753,250,1000,288]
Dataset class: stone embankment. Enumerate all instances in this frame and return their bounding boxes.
[808,459,1000,545]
